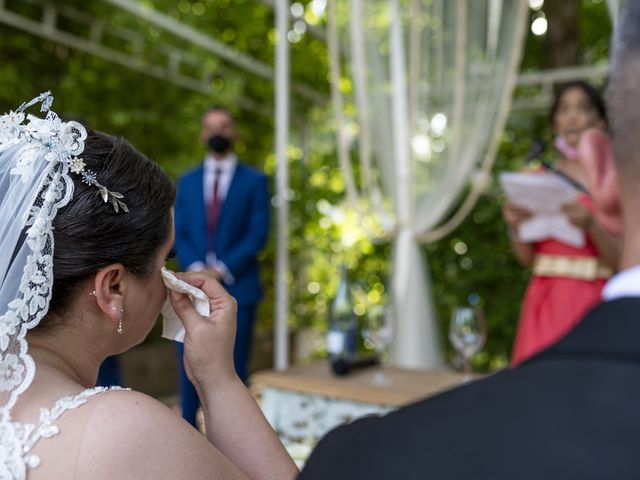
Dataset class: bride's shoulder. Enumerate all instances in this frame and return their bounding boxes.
[81,389,184,444]
[86,388,171,419]
[74,389,244,479]
[74,390,201,477]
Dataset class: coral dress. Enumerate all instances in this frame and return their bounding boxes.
[511,195,608,366]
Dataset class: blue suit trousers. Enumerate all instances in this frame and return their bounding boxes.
[97,355,123,387]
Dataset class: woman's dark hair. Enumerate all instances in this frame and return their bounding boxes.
[43,130,176,326]
[549,81,608,127]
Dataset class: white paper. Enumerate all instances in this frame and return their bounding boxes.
[499,172,585,248]
[160,267,210,342]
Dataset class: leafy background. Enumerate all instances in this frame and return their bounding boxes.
[0,0,612,373]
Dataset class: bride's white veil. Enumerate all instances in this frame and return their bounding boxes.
[0,92,86,425]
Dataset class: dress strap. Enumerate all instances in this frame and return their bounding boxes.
[12,385,128,475]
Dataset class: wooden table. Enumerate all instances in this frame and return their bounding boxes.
[250,361,467,463]
[251,361,466,407]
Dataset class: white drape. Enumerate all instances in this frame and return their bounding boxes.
[330,0,527,367]
[606,0,622,27]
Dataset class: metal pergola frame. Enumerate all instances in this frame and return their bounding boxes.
[512,63,609,113]
[0,0,325,115]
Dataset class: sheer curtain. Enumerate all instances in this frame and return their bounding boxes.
[606,0,623,27]
[331,0,527,367]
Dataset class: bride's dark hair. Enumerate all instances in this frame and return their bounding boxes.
[42,129,176,326]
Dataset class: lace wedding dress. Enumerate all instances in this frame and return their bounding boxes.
[1,386,126,478]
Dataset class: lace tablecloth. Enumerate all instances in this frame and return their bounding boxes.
[250,362,466,466]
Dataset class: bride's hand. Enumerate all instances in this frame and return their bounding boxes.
[169,270,239,391]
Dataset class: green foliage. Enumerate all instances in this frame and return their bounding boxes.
[0,0,613,368]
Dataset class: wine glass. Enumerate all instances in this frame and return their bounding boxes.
[362,304,395,386]
[449,307,486,382]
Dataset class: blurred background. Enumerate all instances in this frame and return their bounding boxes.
[0,0,614,398]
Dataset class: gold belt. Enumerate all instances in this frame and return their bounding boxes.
[532,254,613,280]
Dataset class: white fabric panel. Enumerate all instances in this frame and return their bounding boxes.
[329,0,527,367]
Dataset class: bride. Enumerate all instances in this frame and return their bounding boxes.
[0,93,298,479]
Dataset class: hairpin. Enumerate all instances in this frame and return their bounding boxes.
[68,157,129,213]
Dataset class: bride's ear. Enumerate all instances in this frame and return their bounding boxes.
[579,129,623,235]
[92,264,126,324]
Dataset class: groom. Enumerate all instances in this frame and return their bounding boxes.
[174,107,270,427]
[300,2,640,478]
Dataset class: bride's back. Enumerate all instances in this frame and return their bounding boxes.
[12,372,109,480]
[15,371,236,480]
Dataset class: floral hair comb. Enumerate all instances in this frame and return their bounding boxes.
[68,156,129,213]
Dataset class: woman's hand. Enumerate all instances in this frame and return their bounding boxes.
[169,270,239,391]
[502,200,533,231]
[561,201,593,229]
[168,275,298,480]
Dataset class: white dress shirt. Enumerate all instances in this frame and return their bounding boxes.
[186,153,238,284]
[203,153,237,205]
[602,264,640,300]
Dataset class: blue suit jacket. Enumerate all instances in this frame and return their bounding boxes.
[174,163,270,305]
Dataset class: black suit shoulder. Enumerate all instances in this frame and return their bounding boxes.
[300,370,516,480]
[300,299,640,480]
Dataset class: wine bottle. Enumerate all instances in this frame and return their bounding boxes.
[327,265,358,375]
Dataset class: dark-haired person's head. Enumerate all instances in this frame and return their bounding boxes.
[551,81,607,148]
[34,129,176,347]
[579,0,640,266]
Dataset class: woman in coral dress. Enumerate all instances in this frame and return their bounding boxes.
[503,82,620,366]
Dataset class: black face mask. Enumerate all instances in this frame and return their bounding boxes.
[207,135,232,153]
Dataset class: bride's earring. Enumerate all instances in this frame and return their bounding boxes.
[117,307,124,335]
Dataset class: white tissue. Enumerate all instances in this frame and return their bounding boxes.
[160,267,210,342]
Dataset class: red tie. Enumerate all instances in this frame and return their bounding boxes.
[208,168,223,236]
